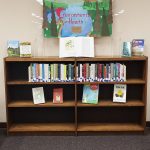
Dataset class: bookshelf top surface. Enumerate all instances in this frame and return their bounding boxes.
[4,56,148,62]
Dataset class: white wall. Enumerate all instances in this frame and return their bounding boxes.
[0,0,150,122]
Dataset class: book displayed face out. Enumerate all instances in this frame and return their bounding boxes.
[53,88,63,103]
[113,84,127,103]
[82,84,99,104]
[59,37,94,58]
[32,87,45,104]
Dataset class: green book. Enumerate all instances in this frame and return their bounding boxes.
[7,40,20,57]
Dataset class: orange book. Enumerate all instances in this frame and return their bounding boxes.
[53,88,63,103]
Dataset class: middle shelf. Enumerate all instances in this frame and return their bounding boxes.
[8,100,144,108]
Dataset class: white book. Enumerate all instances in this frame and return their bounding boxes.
[44,64,49,82]
[59,37,94,58]
[39,64,42,82]
[32,87,45,104]
[113,84,127,103]
[28,65,32,82]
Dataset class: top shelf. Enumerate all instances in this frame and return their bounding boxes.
[4,56,148,62]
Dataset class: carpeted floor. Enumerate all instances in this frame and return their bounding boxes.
[0,129,150,150]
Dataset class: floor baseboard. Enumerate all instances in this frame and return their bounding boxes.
[1,122,150,129]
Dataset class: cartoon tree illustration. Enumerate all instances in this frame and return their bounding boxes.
[93,1,101,35]
[107,0,113,24]
[101,8,109,36]
[43,1,49,29]
[50,2,58,37]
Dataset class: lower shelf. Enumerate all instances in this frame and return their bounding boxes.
[77,123,144,132]
[8,123,75,132]
[8,123,144,133]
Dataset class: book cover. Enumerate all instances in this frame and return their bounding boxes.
[82,84,99,104]
[59,37,94,58]
[113,84,127,103]
[122,42,132,57]
[20,42,32,57]
[132,39,144,56]
[32,87,45,104]
[53,88,63,103]
[7,40,20,57]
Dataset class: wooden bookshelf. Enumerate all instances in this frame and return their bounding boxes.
[4,56,148,134]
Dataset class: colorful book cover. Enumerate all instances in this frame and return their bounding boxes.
[32,87,45,104]
[82,84,99,104]
[20,42,32,57]
[132,39,144,56]
[43,0,113,38]
[7,40,20,57]
[113,84,126,103]
[53,88,63,103]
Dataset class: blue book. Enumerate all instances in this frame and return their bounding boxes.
[82,84,99,104]
[7,40,20,57]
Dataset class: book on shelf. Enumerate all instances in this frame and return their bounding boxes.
[122,42,132,57]
[82,84,99,104]
[7,40,20,57]
[113,84,127,103]
[132,39,144,56]
[32,87,45,104]
[53,88,63,103]
[20,42,32,57]
[59,37,94,58]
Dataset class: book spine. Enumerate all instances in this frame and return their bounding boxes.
[28,65,31,82]
[42,64,45,82]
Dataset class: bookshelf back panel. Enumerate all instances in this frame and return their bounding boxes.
[8,85,75,101]
[77,107,142,123]
[77,84,143,101]
[6,62,29,81]
[9,108,75,123]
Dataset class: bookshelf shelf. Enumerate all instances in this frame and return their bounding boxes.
[7,81,76,85]
[77,123,144,132]
[76,79,146,85]
[9,123,75,132]
[77,100,145,107]
[8,100,75,107]
[4,56,148,134]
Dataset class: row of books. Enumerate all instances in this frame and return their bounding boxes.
[28,63,126,83]
[32,84,126,105]
[28,63,75,82]
[76,63,126,82]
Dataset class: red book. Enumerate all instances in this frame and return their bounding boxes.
[53,88,63,103]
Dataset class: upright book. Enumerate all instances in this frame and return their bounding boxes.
[53,88,63,103]
[20,42,32,57]
[132,39,144,56]
[82,84,99,104]
[32,87,45,104]
[7,40,20,57]
[113,84,127,103]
